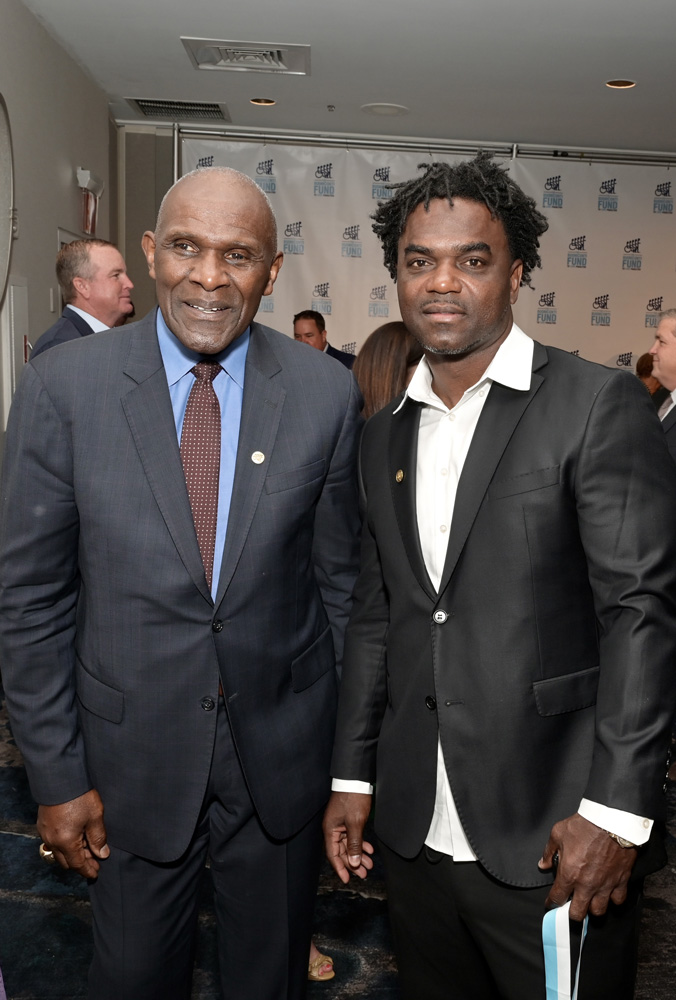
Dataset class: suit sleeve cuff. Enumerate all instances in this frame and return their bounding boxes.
[578,798,652,845]
[331,778,373,794]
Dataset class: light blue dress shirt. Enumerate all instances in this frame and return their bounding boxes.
[156,309,249,599]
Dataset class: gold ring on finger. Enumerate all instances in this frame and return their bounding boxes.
[39,842,57,863]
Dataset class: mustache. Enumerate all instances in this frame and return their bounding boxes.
[420,299,465,313]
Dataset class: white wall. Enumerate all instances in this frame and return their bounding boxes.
[0,0,111,344]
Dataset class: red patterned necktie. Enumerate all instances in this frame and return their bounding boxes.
[180,360,222,590]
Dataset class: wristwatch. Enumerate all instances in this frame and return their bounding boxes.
[605,830,636,849]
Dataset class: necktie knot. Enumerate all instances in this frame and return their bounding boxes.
[191,360,222,384]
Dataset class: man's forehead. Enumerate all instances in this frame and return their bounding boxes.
[165,175,261,215]
[158,176,272,242]
[90,245,122,273]
[402,196,500,236]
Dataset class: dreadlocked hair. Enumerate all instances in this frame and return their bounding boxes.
[371,152,549,287]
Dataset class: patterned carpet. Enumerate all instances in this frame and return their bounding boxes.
[0,681,674,999]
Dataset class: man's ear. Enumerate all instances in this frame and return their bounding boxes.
[509,259,524,304]
[261,251,284,297]
[72,275,89,301]
[141,232,157,279]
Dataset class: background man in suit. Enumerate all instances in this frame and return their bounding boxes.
[31,238,134,357]
[0,167,361,1000]
[649,308,676,462]
[324,155,676,999]
[293,309,355,368]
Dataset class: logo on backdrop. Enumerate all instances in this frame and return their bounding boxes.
[542,175,563,209]
[369,284,389,318]
[341,225,362,258]
[537,292,557,324]
[567,235,588,268]
[616,352,633,368]
[654,181,673,214]
[591,293,611,326]
[311,282,332,314]
[314,163,335,197]
[258,296,275,313]
[645,295,664,328]
[372,166,394,200]
[255,159,276,194]
[196,155,214,168]
[283,221,304,255]
[598,178,618,211]
[622,237,642,270]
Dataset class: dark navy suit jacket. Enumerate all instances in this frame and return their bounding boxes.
[326,343,355,369]
[31,306,97,359]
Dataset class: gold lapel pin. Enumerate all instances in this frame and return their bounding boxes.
[251,451,265,465]
[395,469,405,483]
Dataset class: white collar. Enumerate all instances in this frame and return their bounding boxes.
[395,323,534,414]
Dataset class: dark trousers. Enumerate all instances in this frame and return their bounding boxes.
[88,697,323,1000]
[380,842,642,1000]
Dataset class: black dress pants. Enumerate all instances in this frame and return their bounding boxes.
[88,697,323,1000]
[380,842,642,1000]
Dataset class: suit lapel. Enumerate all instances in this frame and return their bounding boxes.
[661,403,676,434]
[214,325,286,608]
[389,398,436,600]
[64,306,96,338]
[121,314,211,602]
[436,343,546,598]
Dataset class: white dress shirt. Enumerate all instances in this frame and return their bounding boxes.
[333,324,652,852]
[658,389,676,420]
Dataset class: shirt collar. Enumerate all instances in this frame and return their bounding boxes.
[67,304,109,333]
[395,323,534,413]
[156,308,249,389]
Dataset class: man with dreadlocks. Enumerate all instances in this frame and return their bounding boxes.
[324,153,676,999]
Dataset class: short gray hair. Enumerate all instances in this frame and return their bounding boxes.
[155,166,277,252]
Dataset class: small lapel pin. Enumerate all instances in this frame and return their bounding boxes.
[251,451,265,465]
[395,469,405,483]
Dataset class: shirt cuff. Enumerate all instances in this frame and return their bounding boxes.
[331,778,373,794]
[578,798,652,845]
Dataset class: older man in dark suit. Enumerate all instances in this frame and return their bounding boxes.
[324,155,676,1000]
[31,238,134,357]
[0,167,361,1000]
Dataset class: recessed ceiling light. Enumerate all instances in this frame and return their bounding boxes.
[361,103,409,117]
[605,80,636,89]
[250,97,276,106]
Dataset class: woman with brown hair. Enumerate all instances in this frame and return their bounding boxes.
[353,321,423,419]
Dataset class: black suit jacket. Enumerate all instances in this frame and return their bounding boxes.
[331,342,676,887]
[0,312,362,862]
[661,401,676,463]
[326,343,355,369]
[30,305,97,358]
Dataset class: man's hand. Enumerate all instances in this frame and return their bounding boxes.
[323,791,374,884]
[539,812,638,921]
[37,789,109,879]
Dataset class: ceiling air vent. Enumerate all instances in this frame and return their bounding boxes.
[127,99,231,122]
[181,38,310,76]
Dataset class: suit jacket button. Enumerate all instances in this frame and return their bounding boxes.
[201,697,215,711]
[433,610,448,624]
[212,620,223,633]
[425,696,437,711]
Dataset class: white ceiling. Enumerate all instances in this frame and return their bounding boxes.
[21,0,676,154]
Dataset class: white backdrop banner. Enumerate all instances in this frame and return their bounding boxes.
[182,138,675,367]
